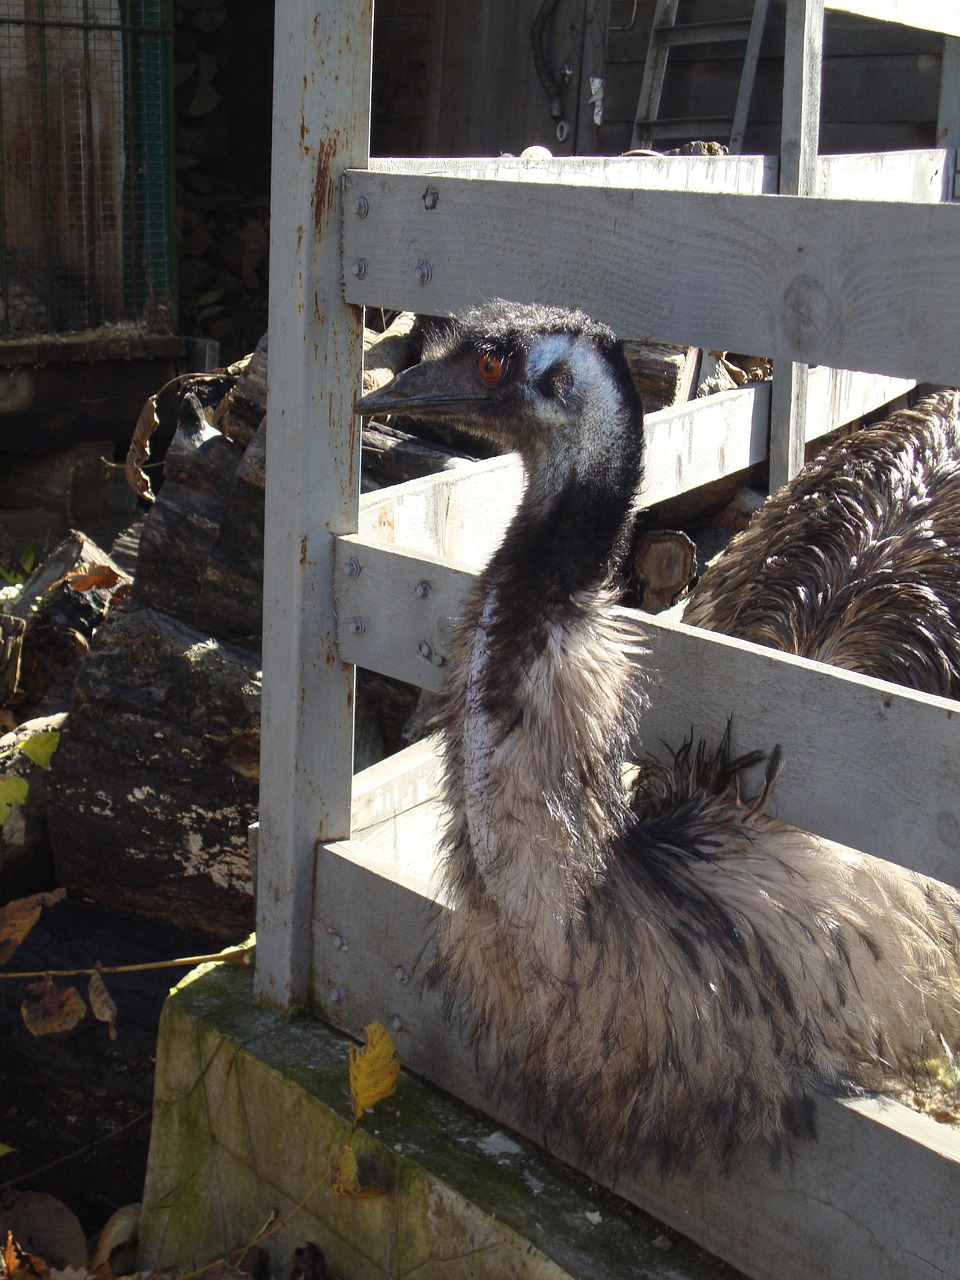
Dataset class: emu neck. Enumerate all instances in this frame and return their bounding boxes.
[456,406,641,931]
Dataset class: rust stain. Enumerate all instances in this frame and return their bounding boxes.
[313,134,339,233]
[299,535,309,566]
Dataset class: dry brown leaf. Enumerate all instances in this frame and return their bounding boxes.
[65,566,122,594]
[0,1192,86,1270]
[90,1203,140,1273]
[348,1022,399,1121]
[20,979,86,1038]
[0,890,66,966]
[88,973,118,1041]
[329,1145,385,1200]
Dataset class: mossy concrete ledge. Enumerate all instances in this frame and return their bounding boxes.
[138,960,721,1280]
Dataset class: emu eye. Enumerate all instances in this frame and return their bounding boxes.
[477,352,506,385]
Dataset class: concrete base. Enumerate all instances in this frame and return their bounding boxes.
[139,961,724,1280]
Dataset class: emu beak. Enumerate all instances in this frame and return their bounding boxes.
[355,361,484,418]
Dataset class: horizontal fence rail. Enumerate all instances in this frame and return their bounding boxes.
[343,171,960,385]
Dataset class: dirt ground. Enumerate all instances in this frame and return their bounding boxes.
[0,896,231,1238]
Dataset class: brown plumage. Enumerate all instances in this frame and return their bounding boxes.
[683,390,960,695]
[355,302,960,1174]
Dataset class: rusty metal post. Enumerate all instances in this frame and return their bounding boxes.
[256,0,373,1009]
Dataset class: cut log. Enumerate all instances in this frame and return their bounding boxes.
[622,341,701,411]
[632,529,697,610]
[363,311,416,394]
[48,598,261,938]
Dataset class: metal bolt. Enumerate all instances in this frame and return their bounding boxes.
[344,556,361,577]
[422,187,439,210]
[351,258,367,279]
[332,934,347,950]
[394,965,408,983]
[350,617,365,635]
[392,1016,404,1033]
[416,259,432,285]
[556,120,570,143]
[418,640,433,660]
[415,580,431,598]
[353,195,369,218]
[331,986,345,1004]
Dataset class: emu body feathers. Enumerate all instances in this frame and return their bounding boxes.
[355,302,960,1172]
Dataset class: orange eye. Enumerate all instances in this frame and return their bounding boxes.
[477,352,506,384]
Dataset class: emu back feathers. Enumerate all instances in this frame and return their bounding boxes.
[684,390,960,696]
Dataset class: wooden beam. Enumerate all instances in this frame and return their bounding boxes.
[256,0,373,1010]
[825,0,960,37]
[342,173,960,385]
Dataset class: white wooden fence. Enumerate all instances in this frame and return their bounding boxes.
[256,3,960,1277]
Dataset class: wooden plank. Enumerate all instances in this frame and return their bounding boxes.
[771,0,822,490]
[636,384,770,502]
[816,148,952,201]
[342,172,960,385]
[310,818,960,1280]
[369,152,779,192]
[336,540,960,886]
[803,367,914,441]
[825,0,960,37]
[255,0,372,1010]
[939,39,960,147]
[357,453,524,563]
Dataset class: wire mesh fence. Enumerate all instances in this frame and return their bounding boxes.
[0,0,174,340]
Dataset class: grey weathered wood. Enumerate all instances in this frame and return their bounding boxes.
[817,148,952,201]
[825,0,960,37]
[335,537,960,888]
[342,172,960,386]
[369,151,779,192]
[311,795,960,1280]
[771,0,823,489]
[256,0,372,1010]
[939,38,960,147]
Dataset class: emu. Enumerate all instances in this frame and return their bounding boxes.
[355,300,960,1173]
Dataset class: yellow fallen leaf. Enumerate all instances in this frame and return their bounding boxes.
[18,731,61,772]
[0,774,29,825]
[330,1144,385,1199]
[349,1021,399,1121]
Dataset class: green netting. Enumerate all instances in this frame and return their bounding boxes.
[0,0,174,338]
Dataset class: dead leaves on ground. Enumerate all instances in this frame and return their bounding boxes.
[348,1021,399,1123]
[0,892,65,967]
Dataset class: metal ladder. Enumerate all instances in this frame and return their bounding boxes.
[630,0,769,153]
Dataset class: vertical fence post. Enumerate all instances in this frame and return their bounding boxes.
[770,0,823,491]
[256,0,373,1009]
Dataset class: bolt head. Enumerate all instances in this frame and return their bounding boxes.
[353,195,369,218]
